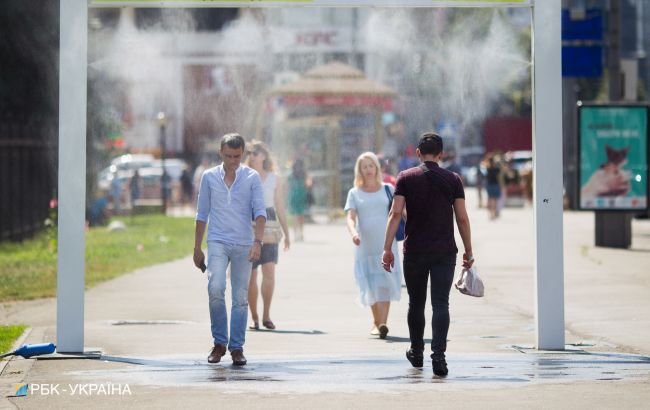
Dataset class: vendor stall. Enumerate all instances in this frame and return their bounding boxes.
[263,62,397,210]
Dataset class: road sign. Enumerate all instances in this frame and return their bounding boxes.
[562,46,602,77]
[561,8,603,78]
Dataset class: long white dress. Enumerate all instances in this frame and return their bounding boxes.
[344,184,402,307]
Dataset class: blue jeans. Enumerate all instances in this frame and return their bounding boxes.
[207,241,252,352]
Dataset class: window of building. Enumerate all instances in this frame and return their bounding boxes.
[289,53,318,72]
[324,52,350,64]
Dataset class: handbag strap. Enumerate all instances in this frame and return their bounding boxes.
[383,184,393,214]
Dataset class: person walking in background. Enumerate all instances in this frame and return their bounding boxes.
[379,156,397,187]
[485,154,503,220]
[180,167,193,206]
[382,133,474,377]
[398,144,419,172]
[129,169,141,212]
[110,171,122,214]
[345,152,402,339]
[287,158,310,242]
[476,161,485,208]
[88,189,110,227]
[245,140,291,331]
[444,152,462,181]
[193,133,266,366]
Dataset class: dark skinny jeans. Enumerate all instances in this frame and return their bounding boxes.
[403,252,456,358]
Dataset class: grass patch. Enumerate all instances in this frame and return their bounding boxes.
[0,325,27,355]
[0,215,194,302]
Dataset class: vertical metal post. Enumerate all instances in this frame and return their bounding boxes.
[158,112,168,214]
[532,1,566,350]
[57,0,87,353]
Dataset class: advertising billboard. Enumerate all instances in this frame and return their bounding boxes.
[578,104,649,211]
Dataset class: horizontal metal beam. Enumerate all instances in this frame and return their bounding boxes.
[90,0,532,8]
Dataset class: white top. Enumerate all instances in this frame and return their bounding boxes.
[262,172,278,208]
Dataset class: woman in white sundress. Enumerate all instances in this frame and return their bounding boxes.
[345,151,402,339]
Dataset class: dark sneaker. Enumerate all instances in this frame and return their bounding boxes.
[207,344,226,364]
[231,349,247,366]
[432,357,448,377]
[405,349,424,368]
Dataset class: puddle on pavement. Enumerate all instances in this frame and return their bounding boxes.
[63,352,650,393]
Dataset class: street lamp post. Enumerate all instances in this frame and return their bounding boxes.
[157,111,168,214]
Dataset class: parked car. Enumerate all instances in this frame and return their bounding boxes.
[97,156,188,206]
[507,150,533,172]
[97,154,155,191]
[150,159,187,182]
[111,154,155,171]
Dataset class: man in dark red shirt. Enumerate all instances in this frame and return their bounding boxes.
[382,132,475,377]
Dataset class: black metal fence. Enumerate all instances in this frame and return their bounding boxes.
[0,115,58,242]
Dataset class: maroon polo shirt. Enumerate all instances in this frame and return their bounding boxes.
[394,161,465,255]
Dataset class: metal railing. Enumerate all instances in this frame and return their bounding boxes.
[0,115,58,242]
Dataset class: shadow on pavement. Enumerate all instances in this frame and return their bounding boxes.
[247,329,326,335]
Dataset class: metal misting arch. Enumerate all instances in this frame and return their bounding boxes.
[57,0,564,352]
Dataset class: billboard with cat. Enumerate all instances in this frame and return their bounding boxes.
[578,104,648,211]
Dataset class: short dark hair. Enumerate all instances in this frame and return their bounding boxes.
[220,133,246,151]
[417,132,443,156]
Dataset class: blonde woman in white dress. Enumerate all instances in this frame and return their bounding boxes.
[345,152,402,339]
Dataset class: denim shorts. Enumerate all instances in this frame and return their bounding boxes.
[252,243,279,269]
[486,183,501,199]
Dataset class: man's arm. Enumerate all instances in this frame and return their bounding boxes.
[250,173,267,262]
[249,215,265,262]
[193,172,210,270]
[193,220,206,269]
[381,195,405,272]
[453,198,474,268]
[253,215,266,242]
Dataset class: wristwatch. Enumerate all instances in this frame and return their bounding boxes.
[254,239,263,246]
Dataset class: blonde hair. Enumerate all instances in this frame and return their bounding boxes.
[354,152,382,188]
[245,140,276,172]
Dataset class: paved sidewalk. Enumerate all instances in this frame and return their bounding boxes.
[2,190,649,408]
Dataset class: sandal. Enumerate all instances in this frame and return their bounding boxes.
[262,320,276,330]
[249,321,259,330]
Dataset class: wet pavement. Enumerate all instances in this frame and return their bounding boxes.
[3,201,650,408]
[58,350,650,394]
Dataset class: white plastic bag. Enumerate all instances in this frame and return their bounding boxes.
[454,267,484,297]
